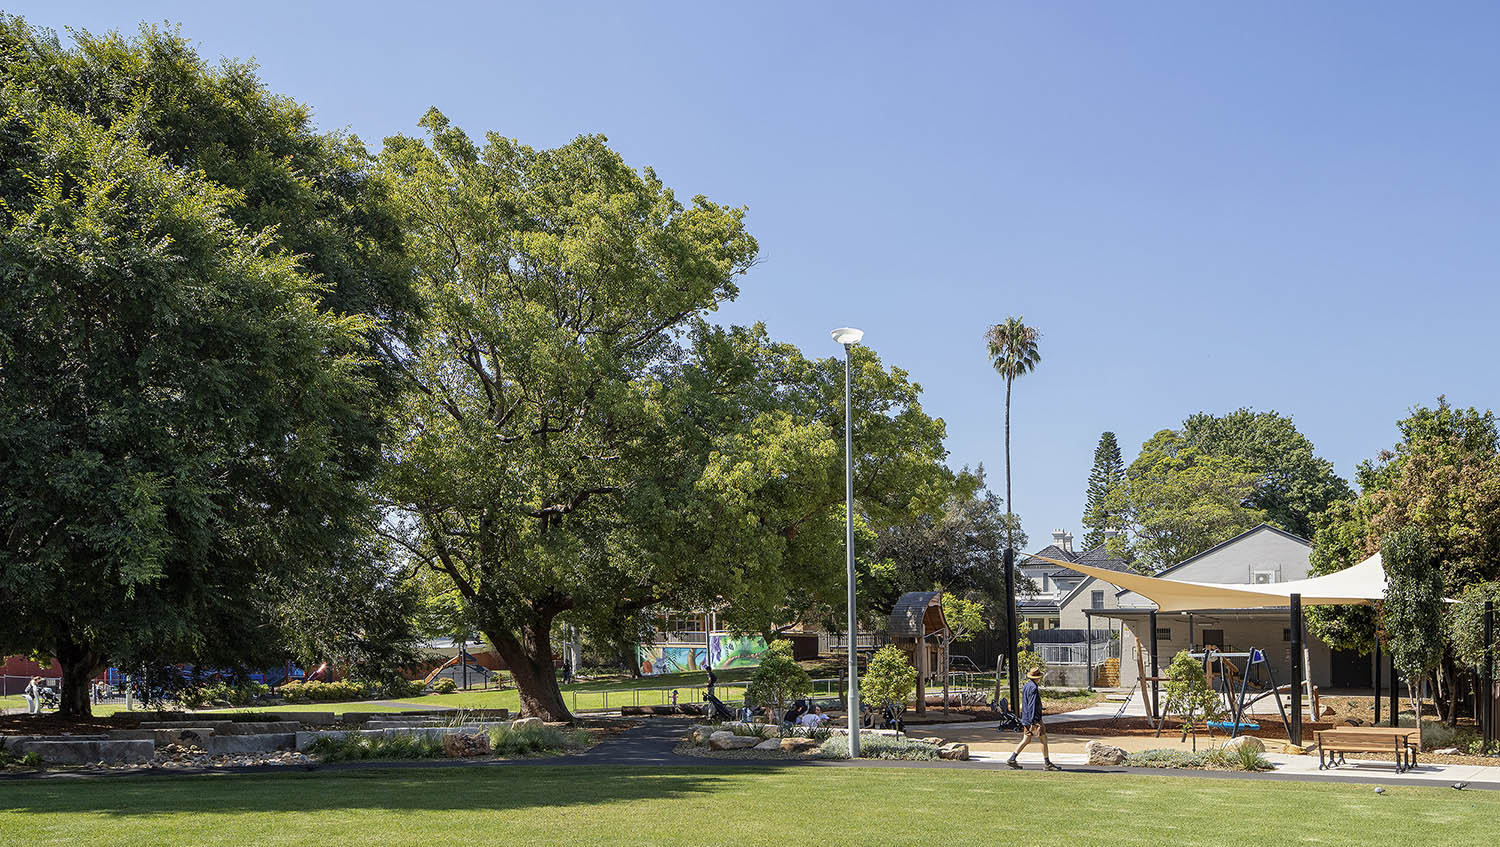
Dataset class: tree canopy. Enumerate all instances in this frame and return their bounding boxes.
[0,17,416,715]
[1105,430,1267,572]
[1180,409,1349,538]
[377,112,951,719]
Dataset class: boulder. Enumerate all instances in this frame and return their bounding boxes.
[11,739,154,765]
[619,706,651,716]
[708,731,759,751]
[938,743,970,761]
[1281,743,1314,755]
[442,732,491,758]
[511,717,544,730]
[689,725,717,745]
[1433,747,1461,756]
[921,737,947,746]
[779,737,819,752]
[203,734,296,755]
[1220,735,1265,754]
[754,739,783,751]
[1085,740,1127,765]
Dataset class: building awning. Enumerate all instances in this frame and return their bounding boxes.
[1032,553,1387,613]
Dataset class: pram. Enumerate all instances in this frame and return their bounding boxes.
[993,697,1024,733]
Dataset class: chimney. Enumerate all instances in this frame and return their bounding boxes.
[1051,529,1071,553]
[1063,531,1074,553]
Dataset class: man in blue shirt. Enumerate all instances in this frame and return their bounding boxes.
[1008,667,1061,770]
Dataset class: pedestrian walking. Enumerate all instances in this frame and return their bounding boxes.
[1008,667,1061,771]
[24,676,43,715]
[704,665,717,701]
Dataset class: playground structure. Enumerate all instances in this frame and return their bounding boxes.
[887,591,951,716]
[421,652,496,690]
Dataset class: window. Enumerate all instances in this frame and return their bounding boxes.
[1283,628,1292,642]
[1091,590,1105,609]
[1155,627,1172,641]
[1201,629,1226,650]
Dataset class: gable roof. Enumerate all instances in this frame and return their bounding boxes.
[1114,523,1310,598]
[1019,545,1076,567]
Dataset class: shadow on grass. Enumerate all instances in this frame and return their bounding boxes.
[0,764,804,817]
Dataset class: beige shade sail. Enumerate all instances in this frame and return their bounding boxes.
[1030,553,1386,613]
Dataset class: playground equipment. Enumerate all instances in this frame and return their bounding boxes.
[888,591,951,716]
[421,653,493,690]
[1199,647,1295,741]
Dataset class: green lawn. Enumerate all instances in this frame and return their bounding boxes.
[1,765,1494,846]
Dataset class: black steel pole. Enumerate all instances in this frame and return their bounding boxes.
[1004,546,1020,711]
[1148,610,1159,719]
[1373,640,1382,726]
[1290,594,1303,746]
[1086,612,1094,692]
[1389,652,1398,727]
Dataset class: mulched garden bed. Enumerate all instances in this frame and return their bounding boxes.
[1050,716,1334,743]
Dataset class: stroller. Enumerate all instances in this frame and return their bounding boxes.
[880,702,906,733]
[993,697,1024,733]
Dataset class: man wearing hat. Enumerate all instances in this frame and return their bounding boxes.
[1008,667,1060,770]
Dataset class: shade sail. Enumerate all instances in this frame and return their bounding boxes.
[1031,553,1386,613]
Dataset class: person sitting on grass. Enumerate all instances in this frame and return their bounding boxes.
[1007,667,1061,771]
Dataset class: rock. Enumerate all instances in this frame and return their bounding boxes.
[511,717,544,730]
[1220,736,1266,754]
[1281,743,1314,755]
[1322,706,1336,718]
[619,706,650,716]
[1341,718,1364,727]
[11,739,154,765]
[1434,747,1461,756]
[708,731,759,751]
[921,737,946,746]
[779,737,819,752]
[442,732,491,758]
[754,739,783,751]
[938,743,970,761]
[202,734,296,755]
[689,725,717,745]
[1085,740,1127,765]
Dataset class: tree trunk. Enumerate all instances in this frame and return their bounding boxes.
[486,620,572,722]
[1004,377,1013,549]
[55,632,100,720]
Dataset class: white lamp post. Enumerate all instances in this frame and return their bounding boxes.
[830,326,863,757]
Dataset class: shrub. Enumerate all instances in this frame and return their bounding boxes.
[862,645,916,709]
[384,677,425,699]
[280,679,364,703]
[1162,651,1224,737]
[820,734,940,760]
[488,723,591,757]
[180,680,269,709]
[306,733,444,762]
[744,640,811,719]
[1123,747,1271,771]
[432,678,458,694]
[0,740,43,768]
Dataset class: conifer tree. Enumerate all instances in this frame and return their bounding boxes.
[1081,432,1125,550]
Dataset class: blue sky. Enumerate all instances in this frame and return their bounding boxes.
[14,1,1498,549]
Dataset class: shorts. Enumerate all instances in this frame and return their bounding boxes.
[1022,722,1046,737]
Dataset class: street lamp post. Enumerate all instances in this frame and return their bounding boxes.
[831,326,864,758]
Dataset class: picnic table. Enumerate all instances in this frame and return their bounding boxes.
[1315,727,1421,773]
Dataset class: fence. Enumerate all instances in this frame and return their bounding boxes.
[1037,639,1119,666]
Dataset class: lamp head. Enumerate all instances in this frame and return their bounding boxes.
[830,327,864,346]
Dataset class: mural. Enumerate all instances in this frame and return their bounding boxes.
[636,633,770,675]
[637,645,707,677]
[709,633,768,669]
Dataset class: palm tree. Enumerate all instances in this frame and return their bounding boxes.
[985,317,1041,549]
[984,316,1040,709]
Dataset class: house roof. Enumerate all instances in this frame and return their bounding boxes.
[1147,523,1310,580]
[1019,545,1076,567]
[888,591,943,638]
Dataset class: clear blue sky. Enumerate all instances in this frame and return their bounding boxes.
[13,1,1498,549]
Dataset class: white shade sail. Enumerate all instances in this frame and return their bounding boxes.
[1031,553,1387,613]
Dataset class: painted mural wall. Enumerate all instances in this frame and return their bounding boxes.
[636,633,769,676]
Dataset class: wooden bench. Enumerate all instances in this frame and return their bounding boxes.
[1315,728,1420,773]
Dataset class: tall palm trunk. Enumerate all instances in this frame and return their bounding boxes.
[1004,376,1013,549]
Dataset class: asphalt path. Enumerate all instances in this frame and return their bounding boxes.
[6,718,1499,792]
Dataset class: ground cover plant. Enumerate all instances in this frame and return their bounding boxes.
[0,765,1492,846]
[487,724,591,757]
[819,735,940,760]
[1124,747,1273,771]
[304,734,444,762]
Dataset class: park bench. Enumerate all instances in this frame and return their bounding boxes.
[1315,727,1420,773]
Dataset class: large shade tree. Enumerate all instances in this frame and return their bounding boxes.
[378,113,954,720]
[0,18,413,717]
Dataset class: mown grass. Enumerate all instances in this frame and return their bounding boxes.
[1,765,1495,846]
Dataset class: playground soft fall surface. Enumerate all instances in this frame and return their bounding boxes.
[2,766,1496,847]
